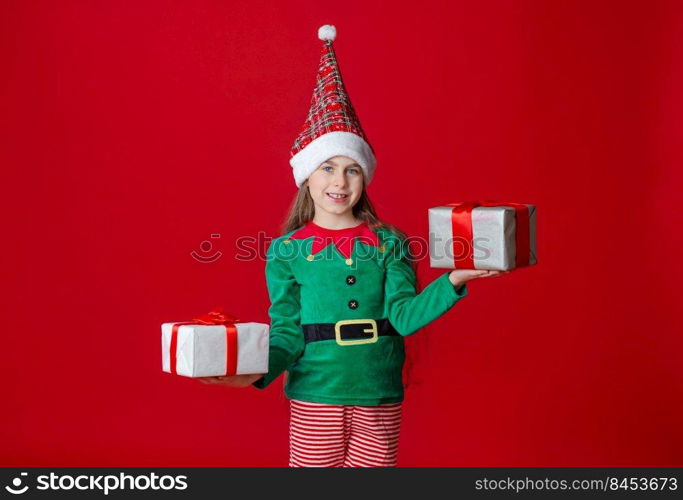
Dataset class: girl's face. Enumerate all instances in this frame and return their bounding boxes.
[307,156,364,217]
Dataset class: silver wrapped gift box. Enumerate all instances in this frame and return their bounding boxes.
[161,322,269,377]
[428,203,537,270]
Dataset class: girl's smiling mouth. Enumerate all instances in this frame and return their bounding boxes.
[326,192,349,202]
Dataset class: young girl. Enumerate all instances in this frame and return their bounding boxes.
[200,25,506,467]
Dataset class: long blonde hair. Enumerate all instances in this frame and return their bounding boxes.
[281,179,418,274]
[281,179,421,286]
[282,179,407,243]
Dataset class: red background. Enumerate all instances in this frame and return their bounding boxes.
[2,0,682,466]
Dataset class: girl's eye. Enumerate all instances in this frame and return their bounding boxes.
[347,168,359,175]
[322,165,333,172]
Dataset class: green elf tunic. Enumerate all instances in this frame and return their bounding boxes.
[253,220,468,405]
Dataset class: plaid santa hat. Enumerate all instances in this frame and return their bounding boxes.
[289,25,377,188]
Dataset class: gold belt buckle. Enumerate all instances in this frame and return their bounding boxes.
[334,319,378,346]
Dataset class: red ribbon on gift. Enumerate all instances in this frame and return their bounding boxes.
[169,307,239,376]
[445,201,531,269]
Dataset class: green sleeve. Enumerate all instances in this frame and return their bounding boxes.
[252,240,304,389]
[384,236,468,336]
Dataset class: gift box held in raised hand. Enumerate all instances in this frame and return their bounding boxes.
[161,308,269,377]
[429,201,537,271]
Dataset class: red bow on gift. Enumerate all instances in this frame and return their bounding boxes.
[192,307,239,326]
[169,307,239,376]
[445,201,531,269]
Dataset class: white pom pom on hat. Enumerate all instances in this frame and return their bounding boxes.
[288,25,376,188]
[317,24,337,42]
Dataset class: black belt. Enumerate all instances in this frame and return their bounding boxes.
[302,318,399,346]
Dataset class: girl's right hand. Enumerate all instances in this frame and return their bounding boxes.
[197,373,264,387]
[449,269,510,288]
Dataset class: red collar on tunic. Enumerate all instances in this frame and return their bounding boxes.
[288,220,379,258]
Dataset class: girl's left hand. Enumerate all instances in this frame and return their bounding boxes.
[449,269,510,288]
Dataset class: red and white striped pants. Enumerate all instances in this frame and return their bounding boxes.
[288,398,402,467]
